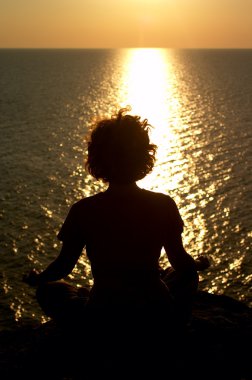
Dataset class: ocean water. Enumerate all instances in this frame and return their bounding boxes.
[0,48,251,331]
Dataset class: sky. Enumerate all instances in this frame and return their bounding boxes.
[0,0,252,48]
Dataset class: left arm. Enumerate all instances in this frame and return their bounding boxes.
[23,240,84,286]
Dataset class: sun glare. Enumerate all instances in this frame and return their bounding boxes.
[116,48,208,261]
[118,48,183,192]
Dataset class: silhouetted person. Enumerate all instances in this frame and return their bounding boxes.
[24,108,209,352]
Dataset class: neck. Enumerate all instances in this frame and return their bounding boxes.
[106,182,139,193]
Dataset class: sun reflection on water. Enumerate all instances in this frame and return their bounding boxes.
[117,48,207,261]
[119,49,178,169]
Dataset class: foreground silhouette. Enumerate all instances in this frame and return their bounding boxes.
[2,289,251,380]
[22,108,212,377]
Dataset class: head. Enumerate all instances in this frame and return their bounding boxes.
[86,108,157,184]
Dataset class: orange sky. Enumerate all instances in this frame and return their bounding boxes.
[0,0,252,48]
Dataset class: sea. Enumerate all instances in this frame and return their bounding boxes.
[0,48,251,331]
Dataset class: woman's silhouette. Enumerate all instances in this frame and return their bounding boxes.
[24,108,209,327]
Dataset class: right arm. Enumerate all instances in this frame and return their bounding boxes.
[162,196,210,274]
[164,232,198,274]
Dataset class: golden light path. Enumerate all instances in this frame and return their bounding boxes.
[119,48,179,190]
[116,48,207,267]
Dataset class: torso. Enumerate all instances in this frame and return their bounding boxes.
[65,185,183,307]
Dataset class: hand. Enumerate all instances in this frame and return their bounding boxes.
[195,255,211,271]
[23,268,41,287]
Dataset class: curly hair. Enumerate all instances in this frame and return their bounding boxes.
[86,108,157,183]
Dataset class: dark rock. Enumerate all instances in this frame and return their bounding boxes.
[1,291,251,380]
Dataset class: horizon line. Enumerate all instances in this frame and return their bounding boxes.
[0,47,251,50]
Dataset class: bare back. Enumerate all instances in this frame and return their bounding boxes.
[58,185,184,300]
